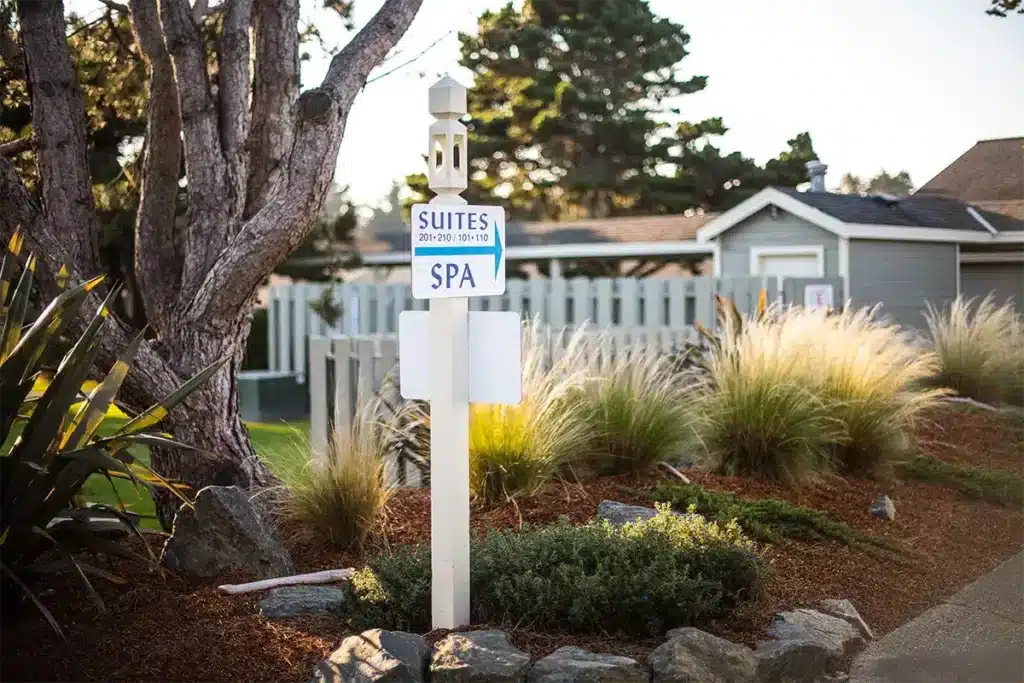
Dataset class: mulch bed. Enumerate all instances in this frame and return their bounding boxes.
[2,404,1022,683]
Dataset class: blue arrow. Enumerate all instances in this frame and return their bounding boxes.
[413,225,504,276]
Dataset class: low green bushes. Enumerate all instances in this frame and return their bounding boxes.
[896,456,1024,508]
[348,505,767,637]
[925,295,1024,406]
[690,303,945,484]
[650,484,897,550]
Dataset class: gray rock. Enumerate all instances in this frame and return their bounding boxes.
[768,609,866,672]
[870,494,895,521]
[648,627,756,683]
[755,638,830,683]
[818,599,875,641]
[161,486,294,580]
[528,646,649,683]
[431,631,531,683]
[259,586,346,619]
[598,501,659,526]
[311,629,429,683]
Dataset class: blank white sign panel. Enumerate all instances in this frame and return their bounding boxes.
[398,310,522,405]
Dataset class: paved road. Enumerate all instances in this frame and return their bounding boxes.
[850,552,1024,683]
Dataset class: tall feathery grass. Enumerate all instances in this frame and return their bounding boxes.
[268,400,395,550]
[468,321,592,503]
[925,295,1024,406]
[692,308,846,485]
[572,337,694,474]
[693,304,945,484]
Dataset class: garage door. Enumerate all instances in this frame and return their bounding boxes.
[755,253,822,277]
[960,262,1024,309]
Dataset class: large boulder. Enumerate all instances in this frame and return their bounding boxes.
[766,609,866,672]
[754,638,831,683]
[161,485,294,580]
[259,586,346,620]
[310,629,429,683]
[527,646,649,683]
[431,631,531,683]
[648,628,756,683]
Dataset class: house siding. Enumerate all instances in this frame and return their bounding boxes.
[848,240,958,328]
[960,263,1024,310]
[717,207,840,276]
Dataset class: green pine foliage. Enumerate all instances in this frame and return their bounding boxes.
[405,0,819,229]
[348,504,766,637]
[649,484,897,551]
[896,456,1024,508]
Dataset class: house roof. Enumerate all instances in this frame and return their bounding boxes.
[916,137,1024,203]
[773,187,1024,233]
[697,186,1024,245]
[354,212,718,265]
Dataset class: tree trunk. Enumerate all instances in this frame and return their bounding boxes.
[4,0,424,531]
[141,303,278,529]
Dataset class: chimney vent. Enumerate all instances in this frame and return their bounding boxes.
[806,160,828,193]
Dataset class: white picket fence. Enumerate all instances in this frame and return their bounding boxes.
[307,325,699,462]
[268,275,843,379]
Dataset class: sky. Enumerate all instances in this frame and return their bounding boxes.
[68,0,1024,209]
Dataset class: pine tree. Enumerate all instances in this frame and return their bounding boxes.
[410,0,706,219]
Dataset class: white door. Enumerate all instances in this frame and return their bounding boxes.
[756,253,821,277]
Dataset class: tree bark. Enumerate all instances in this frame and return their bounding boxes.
[5,0,423,530]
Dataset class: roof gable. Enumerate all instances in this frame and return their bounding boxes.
[916,137,1024,202]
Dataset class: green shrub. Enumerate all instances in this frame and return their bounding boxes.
[896,456,1024,507]
[650,484,897,550]
[0,232,223,637]
[348,504,767,637]
[691,304,944,484]
[925,295,1024,406]
[573,343,694,474]
[269,402,394,550]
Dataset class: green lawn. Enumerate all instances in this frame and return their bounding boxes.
[79,419,310,527]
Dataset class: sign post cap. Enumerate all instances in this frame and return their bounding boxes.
[429,75,467,117]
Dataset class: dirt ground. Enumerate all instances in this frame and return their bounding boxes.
[2,404,1021,683]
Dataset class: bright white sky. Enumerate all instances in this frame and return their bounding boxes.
[68,0,1024,208]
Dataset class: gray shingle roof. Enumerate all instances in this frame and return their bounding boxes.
[775,187,1024,233]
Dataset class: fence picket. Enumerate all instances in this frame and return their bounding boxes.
[269,276,836,374]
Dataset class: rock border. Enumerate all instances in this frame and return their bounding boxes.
[308,599,873,683]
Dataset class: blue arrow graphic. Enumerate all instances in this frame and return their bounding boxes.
[413,225,504,276]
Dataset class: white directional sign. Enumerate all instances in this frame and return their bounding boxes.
[410,203,506,300]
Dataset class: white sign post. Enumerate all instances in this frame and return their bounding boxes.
[402,76,520,631]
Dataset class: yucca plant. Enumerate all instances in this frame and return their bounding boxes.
[0,232,225,638]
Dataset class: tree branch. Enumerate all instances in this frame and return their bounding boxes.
[217,0,253,218]
[321,0,422,99]
[157,0,231,304]
[0,137,31,157]
[128,0,184,334]
[15,0,102,280]
[1,157,183,416]
[245,0,299,217]
[97,0,130,13]
[187,0,423,324]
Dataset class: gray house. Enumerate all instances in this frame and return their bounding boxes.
[696,162,1024,326]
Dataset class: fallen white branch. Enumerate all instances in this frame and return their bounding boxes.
[941,396,999,412]
[658,461,692,485]
[218,568,354,594]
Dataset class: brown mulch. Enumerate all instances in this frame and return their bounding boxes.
[2,405,1022,683]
